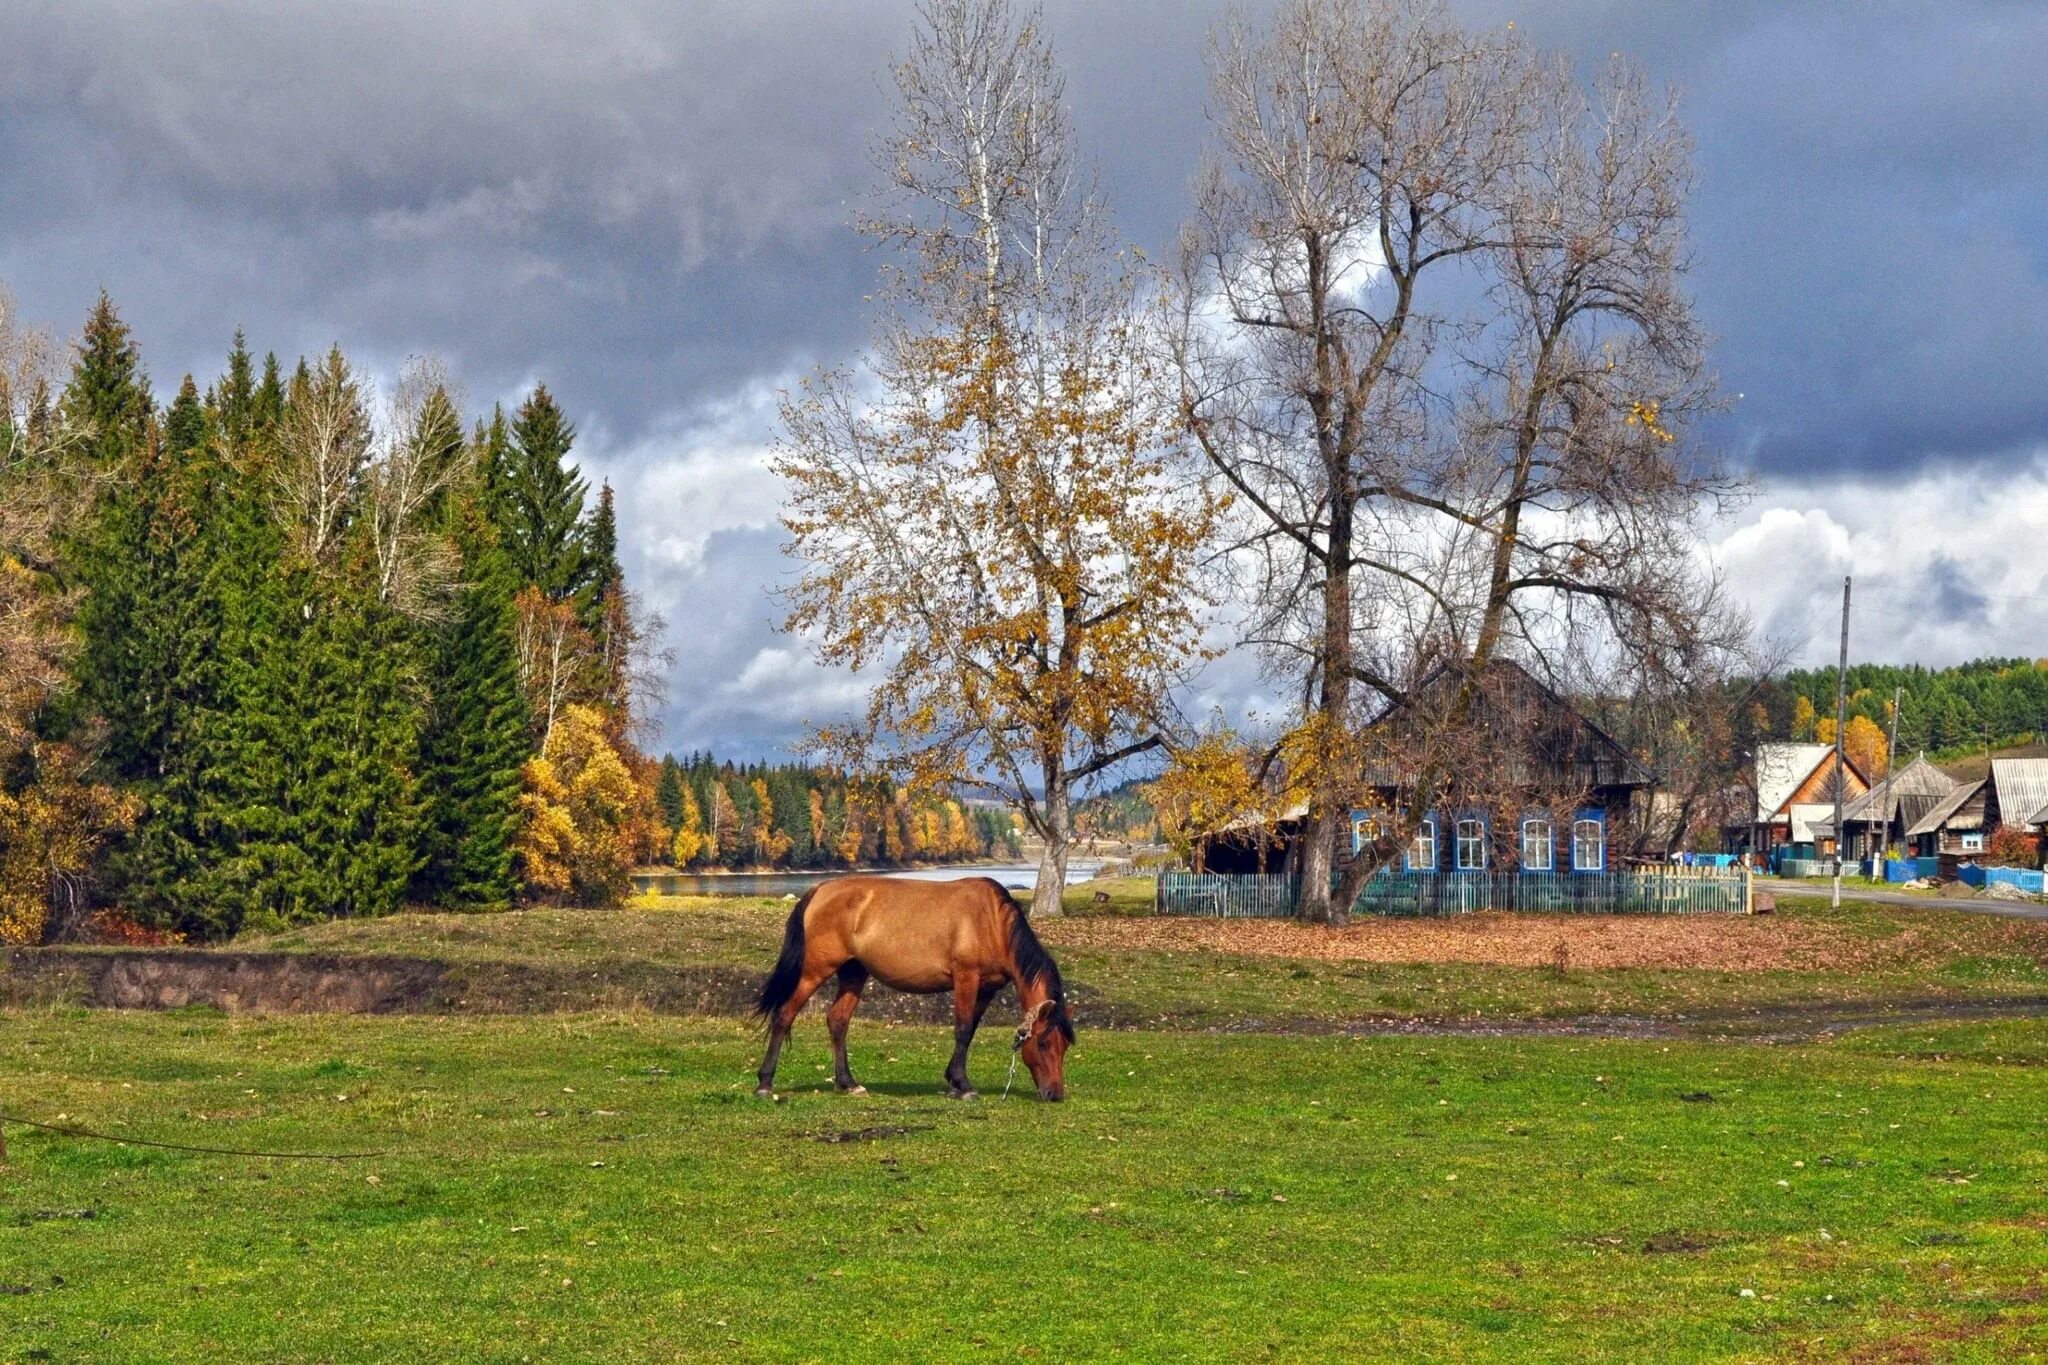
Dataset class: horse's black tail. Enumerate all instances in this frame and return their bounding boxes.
[754,891,813,1021]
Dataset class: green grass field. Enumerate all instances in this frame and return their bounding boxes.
[3,894,2046,1361]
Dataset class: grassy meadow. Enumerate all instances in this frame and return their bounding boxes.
[2,890,2045,1361]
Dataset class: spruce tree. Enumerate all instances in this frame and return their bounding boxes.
[213,330,257,446]
[281,581,425,920]
[61,292,152,466]
[128,354,293,936]
[497,385,589,598]
[65,298,171,782]
[655,756,686,831]
[414,497,529,906]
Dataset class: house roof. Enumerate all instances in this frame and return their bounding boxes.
[1990,758,2048,829]
[1754,743,1835,821]
[1905,778,1986,838]
[1361,657,1655,791]
[1810,755,1958,836]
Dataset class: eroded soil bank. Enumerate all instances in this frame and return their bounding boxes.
[9,945,2047,1043]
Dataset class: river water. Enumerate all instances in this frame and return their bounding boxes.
[630,861,1106,899]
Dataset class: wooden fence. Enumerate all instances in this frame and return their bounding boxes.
[1154,873,1300,919]
[1155,866,1751,919]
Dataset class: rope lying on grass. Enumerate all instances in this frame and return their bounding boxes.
[0,1112,386,1161]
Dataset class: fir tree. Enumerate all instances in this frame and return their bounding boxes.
[253,352,285,437]
[497,385,589,599]
[413,497,530,906]
[214,330,257,447]
[655,756,686,831]
[61,292,152,466]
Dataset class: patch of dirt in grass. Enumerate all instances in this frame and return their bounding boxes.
[1045,910,2048,974]
[807,1125,931,1143]
[1640,1229,1732,1254]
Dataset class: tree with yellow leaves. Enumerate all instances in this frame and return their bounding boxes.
[775,0,1219,914]
[1145,731,1276,872]
[1844,714,1889,778]
[670,783,707,867]
[513,703,637,906]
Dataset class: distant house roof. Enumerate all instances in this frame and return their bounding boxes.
[1989,758,2048,830]
[1905,778,1987,839]
[1753,743,1837,821]
[1810,755,1959,837]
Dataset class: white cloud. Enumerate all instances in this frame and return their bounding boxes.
[1707,450,2048,667]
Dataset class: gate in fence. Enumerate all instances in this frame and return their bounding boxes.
[1155,866,1751,919]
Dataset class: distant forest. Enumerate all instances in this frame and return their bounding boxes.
[1759,658,2048,757]
[651,753,1021,870]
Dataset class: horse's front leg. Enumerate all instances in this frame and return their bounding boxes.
[943,975,1000,1099]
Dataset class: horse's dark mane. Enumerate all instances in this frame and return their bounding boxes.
[995,883,1075,1042]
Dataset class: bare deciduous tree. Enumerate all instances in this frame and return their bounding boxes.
[1174,0,1745,920]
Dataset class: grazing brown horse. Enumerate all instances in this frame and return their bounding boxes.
[753,876,1073,1101]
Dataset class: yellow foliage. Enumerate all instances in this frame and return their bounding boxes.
[1842,714,1889,778]
[1146,731,1275,870]
[671,785,706,867]
[513,756,576,900]
[515,704,637,906]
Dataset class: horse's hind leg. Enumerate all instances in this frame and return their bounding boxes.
[943,976,1000,1100]
[756,966,833,1097]
[827,963,869,1095]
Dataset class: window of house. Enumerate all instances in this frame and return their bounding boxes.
[1456,818,1487,871]
[1350,814,1383,855]
[1407,819,1437,872]
[1573,816,1606,872]
[1960,831,1984,852]
[1521,817,1554,871]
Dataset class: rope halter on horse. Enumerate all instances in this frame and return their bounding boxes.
[1004,998,1057,1099]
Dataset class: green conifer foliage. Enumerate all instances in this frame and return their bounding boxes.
[498,385,590,598]
[61,292,152,465]
[414,497,530,906]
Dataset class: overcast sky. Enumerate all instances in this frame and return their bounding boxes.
[6,0,2047,759]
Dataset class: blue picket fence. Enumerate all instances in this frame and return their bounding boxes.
[1885,858,1940,883]
[1155,867,1751,919]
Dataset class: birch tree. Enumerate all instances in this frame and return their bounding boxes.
[367,356,466,618]
[775,0,1218,912]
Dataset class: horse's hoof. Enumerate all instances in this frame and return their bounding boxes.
[949,1088,979,1101]
[754,1086,775,1099]
[840,1084,868,1096]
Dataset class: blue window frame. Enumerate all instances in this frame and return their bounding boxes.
[1455,815,1488,871]
[1572,810,1606,873]
[1406,817,1438,872]
[1349,810,1387,856]
[1520,814,1554,872]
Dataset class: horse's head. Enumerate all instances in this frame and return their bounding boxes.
[1013,996,1072,1101]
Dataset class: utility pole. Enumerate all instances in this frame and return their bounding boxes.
[1876,685,1901,873]
[1831,576,1851,909]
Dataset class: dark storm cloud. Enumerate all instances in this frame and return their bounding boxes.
[5,0,2045,752]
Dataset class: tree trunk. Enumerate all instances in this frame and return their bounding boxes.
[1298,496,1353,926]
[1033,776,1071,918]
